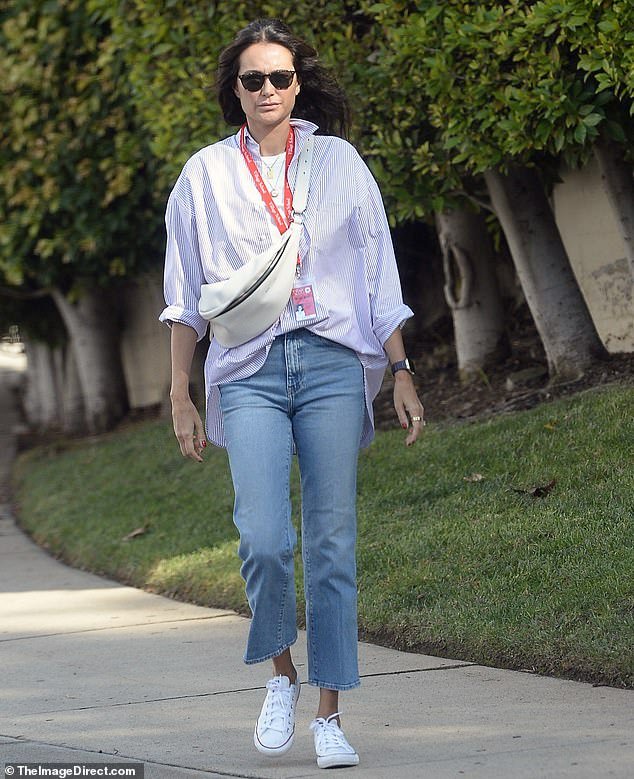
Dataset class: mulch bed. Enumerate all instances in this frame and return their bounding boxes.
[374,315,634,430]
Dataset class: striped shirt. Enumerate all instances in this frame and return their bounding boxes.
[160,118,413,448]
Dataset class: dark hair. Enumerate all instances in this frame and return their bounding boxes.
[217,18,349,138]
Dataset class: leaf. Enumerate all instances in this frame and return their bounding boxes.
[364,2,390,14]
[582,113,603,127]
[573,122,587,144]
[605,120,627,143]
[554,131,566,153]
[512,479,557,498]
[122,525,150,541]
[598,19,619,34]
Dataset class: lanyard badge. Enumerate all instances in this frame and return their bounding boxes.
[240,125,318,322]
[239,125,298,253]
[291,279,317,323]
[240,124,317,300]
[239,125,302,275]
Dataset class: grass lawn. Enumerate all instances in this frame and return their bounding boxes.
[12,383,633,687]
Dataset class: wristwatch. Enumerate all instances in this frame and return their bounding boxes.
[390,358,416,376]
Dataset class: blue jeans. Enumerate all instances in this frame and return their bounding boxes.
[219,329,365,690]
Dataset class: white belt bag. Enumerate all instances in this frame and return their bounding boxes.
[198,136,315,348]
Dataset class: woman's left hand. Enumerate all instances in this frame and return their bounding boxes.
[393,372,425,446]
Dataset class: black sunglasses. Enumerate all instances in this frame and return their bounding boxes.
[238,70,296,92]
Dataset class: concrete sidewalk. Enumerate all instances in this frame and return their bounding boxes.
[0,359,632,778]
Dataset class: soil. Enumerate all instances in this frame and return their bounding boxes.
[373,313,634,430]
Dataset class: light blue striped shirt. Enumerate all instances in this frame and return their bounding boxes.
[160,118,413,447]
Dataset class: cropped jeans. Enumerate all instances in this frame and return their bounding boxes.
[219,329,365,690]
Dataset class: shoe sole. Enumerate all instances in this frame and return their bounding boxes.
[253,681,301,757]
[254,729,295,757]
[317,752,360,769]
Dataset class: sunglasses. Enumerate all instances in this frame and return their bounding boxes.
[238,70,296,92]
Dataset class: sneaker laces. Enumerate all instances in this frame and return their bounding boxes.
[261,676,295,733]
[310,712,351,752]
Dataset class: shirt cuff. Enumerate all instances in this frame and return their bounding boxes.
[373,304,414,346]
[159,306,209,342]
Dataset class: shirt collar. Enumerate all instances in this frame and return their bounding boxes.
[238,118,319,157]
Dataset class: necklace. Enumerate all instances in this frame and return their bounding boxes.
[261,153,285,197]
[261,155,283,179]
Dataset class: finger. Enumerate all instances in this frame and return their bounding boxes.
[405,409,426,446]
[394,400,409,430]
[176,428,203,462]
[193,417,206,458]
[175,431,189,458]
[177,434,194,459]
[405,421,419,446]
[406,420,422,446]
[188,426,204,462]
[187,434,204,462]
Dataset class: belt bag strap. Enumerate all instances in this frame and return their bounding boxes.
[197,134,316,348]
[291,134,314,221]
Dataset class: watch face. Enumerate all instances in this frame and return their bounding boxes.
[404,358,416,375]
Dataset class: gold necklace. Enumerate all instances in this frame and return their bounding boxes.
[261,154,285,197]
[261,155,283,181]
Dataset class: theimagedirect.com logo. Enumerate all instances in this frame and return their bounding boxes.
[4,765,143,778]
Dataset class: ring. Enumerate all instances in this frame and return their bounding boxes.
[412,416,422,422]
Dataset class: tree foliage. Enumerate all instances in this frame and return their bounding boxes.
[405,0,633,174]
[3,0,633,284]
[356,0,634,224]
[355,0,467,223]
[91,0,375,187]
[0,0,162,295]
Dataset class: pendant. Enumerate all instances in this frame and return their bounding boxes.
[266,169,274,180]
[270,188,279,197]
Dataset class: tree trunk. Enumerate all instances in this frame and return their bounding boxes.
[59,344,85,434]
[52,288,128,433]
[21,338,62,430]
[484,166,604,380]
[594,138,634,279]
[435,208,509,382]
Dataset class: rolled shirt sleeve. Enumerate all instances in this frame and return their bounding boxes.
[159,189,209,341]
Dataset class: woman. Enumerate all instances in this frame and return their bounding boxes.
[160,18,425,770]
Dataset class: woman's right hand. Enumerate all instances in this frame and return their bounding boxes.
[171,395,206,462]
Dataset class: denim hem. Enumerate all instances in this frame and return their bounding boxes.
[243,635,298,666]
[307,678,361,691]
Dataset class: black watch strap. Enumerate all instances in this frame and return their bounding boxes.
[390,358,415,376]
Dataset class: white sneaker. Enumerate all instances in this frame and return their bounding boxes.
[253,674,300,756]
[310,712,360,769]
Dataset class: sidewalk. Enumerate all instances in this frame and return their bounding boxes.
[1,359,632,778]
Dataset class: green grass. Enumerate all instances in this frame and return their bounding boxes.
[13,384,634,687]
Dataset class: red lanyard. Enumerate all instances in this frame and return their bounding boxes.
[239,124,295,234]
